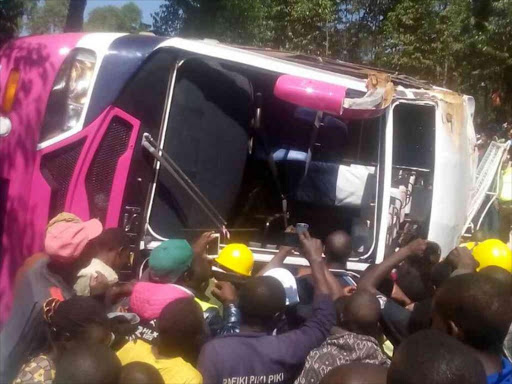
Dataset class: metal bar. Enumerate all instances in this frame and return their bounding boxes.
[143,133,226,226]
[142,134,226,229]
[144,60,181,238]
[476,194,498,231]
[462,141,508,235]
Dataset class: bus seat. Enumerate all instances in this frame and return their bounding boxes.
[271,149,308,162]
[293,161,376,210]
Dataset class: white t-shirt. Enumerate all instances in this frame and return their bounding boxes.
[74,258,118,296]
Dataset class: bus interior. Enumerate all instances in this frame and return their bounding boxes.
[121,52,436,264]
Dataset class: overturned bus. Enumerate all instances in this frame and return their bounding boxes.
[0,33,489,315]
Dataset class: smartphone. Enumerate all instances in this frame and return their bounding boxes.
[340,274,357,287]
[282,232,300,248]
[206,233,220,258]
[295,223,309,235]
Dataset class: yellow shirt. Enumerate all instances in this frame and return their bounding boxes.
[117,341,203,384]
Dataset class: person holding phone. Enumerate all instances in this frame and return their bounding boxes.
[198,231,338,384]
[296,230,354,279]
[141,233,241,337]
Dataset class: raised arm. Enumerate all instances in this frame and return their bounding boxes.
[256,246,294,276]
[191,231,216,257]
[299,231,329,295]
[257,226,296,276]
[269,232,336,365]
[323,264,356,300]
[358,239,427,294]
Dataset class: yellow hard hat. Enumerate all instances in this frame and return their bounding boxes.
[216,244,254,276]
[472,239,512,272]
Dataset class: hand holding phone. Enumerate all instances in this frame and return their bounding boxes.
[206,233,220,258]
[295,223,309,235]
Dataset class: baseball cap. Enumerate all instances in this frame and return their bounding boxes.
[44,219,103,263]
[149,239,193,282]
[264,268,300,306]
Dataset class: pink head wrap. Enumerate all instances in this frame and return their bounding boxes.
[130,282,193,320]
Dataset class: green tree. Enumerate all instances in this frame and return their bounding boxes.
[85,1,144,32]
[150,0,511,123]
[151,0,184,36]
[152,0,336,55]
[119,2,141,30]
[27,0,70,35]
[377,0,512,123]
[0,0,24,47]
[85,6,126,32]
[279,0,337,55]
[331,0,399,63]
[465,0,512,122]
[377,0,442,81]
[152,0,223,37]
[212,0,272,44]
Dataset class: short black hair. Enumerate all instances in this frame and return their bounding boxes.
[430,261,454,289]
[156,297,205,363]
[387,330,486,384]
[325,231,352,265]
[48,296,109,343]
[90,228,129,253]
[54,344,121,384]
[239,276,286,328]
[321,363,387,384]
[181,254,211,293]
[120,362,164,384]
[479,265,512,290]
[433,273,512,352]
[425,241,441,264]
[396,255,434,302]
[340,290,381,338]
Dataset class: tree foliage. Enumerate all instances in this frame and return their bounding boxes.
[379,0,512,122]
[152,0,336,54]
[2,0,511,124]
[26,0,69,35]
[331,0,399,63]
[0,0,25,47]
[151,0,512,123]
[85,2,145,32]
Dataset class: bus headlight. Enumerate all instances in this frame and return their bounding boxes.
[39,48,96,144]
[66,57,94,130]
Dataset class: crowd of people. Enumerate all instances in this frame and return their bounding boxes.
[1,211,512,384]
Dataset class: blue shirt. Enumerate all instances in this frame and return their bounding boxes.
[487,357,512,384]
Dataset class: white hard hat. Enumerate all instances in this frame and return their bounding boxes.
[264,268,299,306]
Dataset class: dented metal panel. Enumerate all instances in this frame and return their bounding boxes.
[426,92,478,255]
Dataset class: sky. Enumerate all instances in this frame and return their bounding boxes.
[85,0,164,24]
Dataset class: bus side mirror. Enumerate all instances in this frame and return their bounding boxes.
[273,75,346,116]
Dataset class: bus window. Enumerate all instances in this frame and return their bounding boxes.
[392,103,436,171]
[148,58,252,239]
